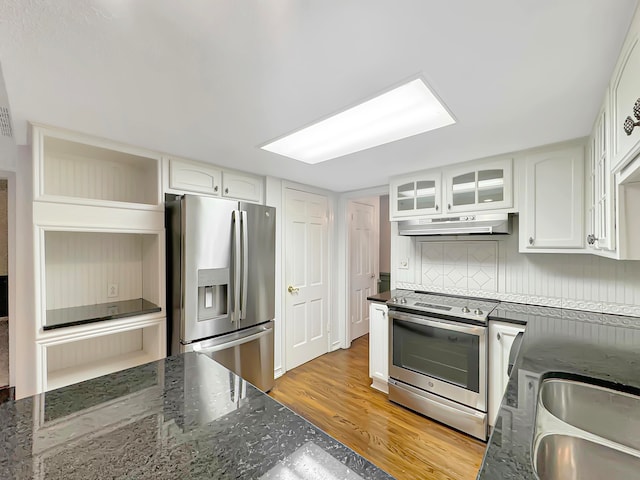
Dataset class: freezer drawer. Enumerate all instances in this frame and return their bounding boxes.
[185,321,274,392]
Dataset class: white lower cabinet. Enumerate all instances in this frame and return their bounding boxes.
[520,145,585,252]
[488,321,525,427]
[368,302,389,393]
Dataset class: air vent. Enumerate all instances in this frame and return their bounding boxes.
[0,106,12,137]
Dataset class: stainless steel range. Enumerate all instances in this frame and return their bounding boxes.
[387,291,498,440]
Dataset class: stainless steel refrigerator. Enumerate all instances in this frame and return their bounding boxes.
[166,194,275,392]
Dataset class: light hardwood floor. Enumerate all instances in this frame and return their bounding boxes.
[269,334,485,480]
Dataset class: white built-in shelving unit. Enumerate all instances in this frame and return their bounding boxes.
[31,125,166,393]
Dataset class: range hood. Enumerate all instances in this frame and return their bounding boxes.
[398,213,511,236]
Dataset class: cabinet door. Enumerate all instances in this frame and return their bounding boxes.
[389,172,441,219]
[488,322,524,427]
[168,158,221,196]
[443,158,513,213]
[610,12,640,171]
[522,147,584,250]
[222,171,263,203]
[368,303,389,393]
[587,106,615,252]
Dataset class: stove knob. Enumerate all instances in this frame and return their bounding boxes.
[474,308,483,316]
[400,297,407,304]
[461,306,470,314]
[391,297,398,303]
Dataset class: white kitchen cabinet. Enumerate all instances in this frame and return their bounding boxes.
[168,156,222,196]
[222,171,264,203]
[443,157,513,213]
[520,145,585,252]
[586,102,615,253]
[389,171,442,219]
[31,125,166,394]
[369,302,389,393]
[488,321,525,427]
[610,7,640,172]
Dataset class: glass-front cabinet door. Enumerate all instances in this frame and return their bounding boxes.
[390,171,441,219]
[443,158,513,213]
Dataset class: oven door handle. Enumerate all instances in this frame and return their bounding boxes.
[389,310,485,336]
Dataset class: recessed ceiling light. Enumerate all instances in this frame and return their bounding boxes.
[260,78,455,164]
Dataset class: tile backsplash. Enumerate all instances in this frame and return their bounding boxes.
[394,217,640,317]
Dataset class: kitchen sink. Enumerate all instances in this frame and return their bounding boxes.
[533,378,640,480]
[535,434,640,480]
[539,378,640,451]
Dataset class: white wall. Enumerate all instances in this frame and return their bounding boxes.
[379,194,391,273]
[393,215,640,317]
[14,146,36,397]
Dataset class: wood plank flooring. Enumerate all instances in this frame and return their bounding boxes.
[269,334,485,480]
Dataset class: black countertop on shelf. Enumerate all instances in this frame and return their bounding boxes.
[44,298,162,330]
[0,353,392,480]
[479,302,640,479]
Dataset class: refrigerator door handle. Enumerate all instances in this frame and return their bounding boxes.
[240,210,249,320]
[232,210,241,323]
[192,325,272,353]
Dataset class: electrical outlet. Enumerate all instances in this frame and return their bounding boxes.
[399,258,409,270]
[108,283,119,298]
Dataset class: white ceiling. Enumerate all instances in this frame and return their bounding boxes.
[0,0,637,192]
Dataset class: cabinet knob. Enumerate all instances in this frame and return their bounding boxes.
[587,234,597,245]
[214,185,219,192]
[528,237,534,246]
[224,187,229,194]
[447,203,451,210]
[497,332,502,341]
[435,204,439,211]
[623,98,640,135]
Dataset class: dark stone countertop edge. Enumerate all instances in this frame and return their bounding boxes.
[366,291,393,303]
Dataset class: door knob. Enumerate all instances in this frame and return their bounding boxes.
[287,285,299,294]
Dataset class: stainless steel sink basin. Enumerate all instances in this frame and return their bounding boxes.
[539,378,640,451]
[533,378,640,480]
[535,434,640,480]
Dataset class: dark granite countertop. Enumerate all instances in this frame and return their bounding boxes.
[479,302,640,479]
[366,290,394,303]
[0,353,393,480]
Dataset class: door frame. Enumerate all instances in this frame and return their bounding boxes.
[279,181,336,375]
[337,185,388,349]
[347,197,379,342]
[0,170,16,388]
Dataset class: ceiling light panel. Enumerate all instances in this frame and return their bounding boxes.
[261,78,455,164]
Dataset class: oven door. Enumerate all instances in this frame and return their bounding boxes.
[389,310,486,411]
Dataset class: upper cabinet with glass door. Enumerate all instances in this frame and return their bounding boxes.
[443,158,513,213]
[389,171,442,219]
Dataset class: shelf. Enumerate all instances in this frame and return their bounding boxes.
[44,298,161,331]
[44,319,165,392]
[33,125,160,208]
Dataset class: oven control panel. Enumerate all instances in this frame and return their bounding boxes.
[388,291,498,323]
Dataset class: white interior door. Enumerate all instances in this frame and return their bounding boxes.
[284,188,329,370]
[349,199,378,341]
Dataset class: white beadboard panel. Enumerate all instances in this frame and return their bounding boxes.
[42,136,158,206]
[47,329,143,373]
[44,232,145,310]
[394,214,640,315]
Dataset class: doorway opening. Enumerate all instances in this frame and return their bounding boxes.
[0,179,8,387]
[347,194,391,343]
